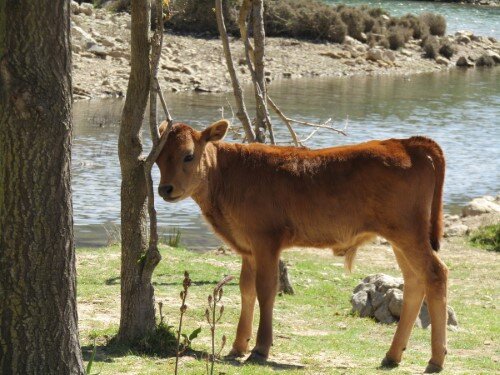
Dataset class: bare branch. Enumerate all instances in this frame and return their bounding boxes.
[215,0,255,142]
[267,97,300,146]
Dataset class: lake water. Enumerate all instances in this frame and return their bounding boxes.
[73,68,500,248]
[325,0,500,39]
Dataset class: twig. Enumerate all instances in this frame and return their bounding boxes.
[174,271,192,375]
[267,97,300,146]
[215,0,255,142]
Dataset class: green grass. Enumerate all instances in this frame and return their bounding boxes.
[469,224,500,252]
[77,240,499,374]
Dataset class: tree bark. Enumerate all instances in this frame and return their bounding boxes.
[0,1,84,373]
[117,0,157,342]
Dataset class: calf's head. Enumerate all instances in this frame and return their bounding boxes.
[156,120,229,202]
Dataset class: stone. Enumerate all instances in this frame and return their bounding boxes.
[462,195,500,217]
[79,3,93,16]
[343,59,356,66]
[445,223,469,237]
[98,37,115,48]
[71,1,80,14]
[457,35,471,44]
[485,50,500,64]
[374,300,397,324]
[351,291,373,317]
[436,56,450,65]
[72,26,97,46]
[352,274,458,328]
[456,56,474,67]
[366,48,384,62]
[383,50,396,62]
[488,36,497,43]
[387,288,403,317]
[87,44,107,58]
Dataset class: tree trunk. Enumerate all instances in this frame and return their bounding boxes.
[117,0,158,342]
[0,1,84,373]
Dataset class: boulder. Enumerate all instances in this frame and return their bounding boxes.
[70,1,80,14]
[485,50,500,64]
[366,48,384,62]
[436,56,450,65]
[456,56,475,67]
[351,274,458,328]
[79,3,93,16]
[462,195,500,217]
[87,44,107,59]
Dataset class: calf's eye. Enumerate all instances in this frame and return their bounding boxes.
[183,154,194,162]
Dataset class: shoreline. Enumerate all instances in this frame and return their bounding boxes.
[71,7,499,101]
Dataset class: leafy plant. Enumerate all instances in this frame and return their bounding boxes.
[205,275,234,375]
[469,224,500,252]
[175,271,201,375]
[85,339,101,375]
[167,227,182,248]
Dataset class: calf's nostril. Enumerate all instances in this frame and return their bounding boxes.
[159,184,174,197]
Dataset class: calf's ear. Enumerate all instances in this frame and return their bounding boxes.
[158,121,169,136]
[202,119,229,142]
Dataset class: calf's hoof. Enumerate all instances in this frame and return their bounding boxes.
[380,355,399,369]
[245,349,268,364]
[424,362,443,373]
[225,348,246,359]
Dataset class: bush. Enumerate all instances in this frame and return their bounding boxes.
[167,0,239,35]
[420,12,446,36]
[439,42,455,58]
[387,27,409,50]
[338,6,366,41]
[400,14,429,39]
[422,36,439,59]
[475,54,496,67]
[469,224,500,252]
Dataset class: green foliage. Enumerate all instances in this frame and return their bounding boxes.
[387,26,410,50]
[162,227,182,248]
[85,339,100,375]
[338,6,366,41]
[469,224,500,252]
[136,321,178,357]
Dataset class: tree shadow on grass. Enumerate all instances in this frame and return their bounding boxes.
[104,276,238,288]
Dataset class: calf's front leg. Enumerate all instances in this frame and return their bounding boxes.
[228,256,256,357]
[247,250,280,362]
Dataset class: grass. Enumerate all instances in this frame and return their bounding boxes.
[77,237,499,374]
[469,224,500,252]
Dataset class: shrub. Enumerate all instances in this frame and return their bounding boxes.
[420,12,446,36]
[475,54,495,67]
[167,0,239,35]
[439,42,455,58]
[469,224,500,252]
[422,36,439,59]
[338,6,366,41]
[387,27,409,50]
[400,14,429,39]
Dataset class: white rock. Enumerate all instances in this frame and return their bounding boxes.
[79,3,93,16]
[70,1,80,14]
[462,195,500,217]
[72,26,97,46]
[366,48,384,61]
[383,50,395,62]
[436,56,450,65]
[445,223,469,237]
[485,50,500,64]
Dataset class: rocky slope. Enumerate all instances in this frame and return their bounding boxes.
[70,3,500,100]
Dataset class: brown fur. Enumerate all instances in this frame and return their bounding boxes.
[156,120,449,371]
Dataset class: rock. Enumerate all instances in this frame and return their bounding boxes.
[436,56,450,65]
[462,195,500,217]
[383,50,396,62]
[350,291,373,317]
[400,49,412,57]
[456,35,471,44]
[374,300,397,324]
[182,67,193,75]
[366,48,384,62]
[456,56,475,67]
[87,44,107,58]
[352,274,459,328]
[79,3,93,16]
[98,37,115,48]
[343,59,356,66]
[485,50,500,64]
[445,223,469,237]
[488,36,497,43]
[71,1,80,14]
[387,288,403,317]
[72,26,97,46]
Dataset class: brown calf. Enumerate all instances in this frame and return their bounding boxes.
[156,120,448,373]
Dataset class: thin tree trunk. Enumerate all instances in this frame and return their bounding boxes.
[117,0,157,342]
[0,1,84,373]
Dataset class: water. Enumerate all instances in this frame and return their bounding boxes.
[325,0,500,39]
[73,68,500,248]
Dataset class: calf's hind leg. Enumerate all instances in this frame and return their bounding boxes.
[382,247,425,367]
[228,256,256,357]
[390,241,448,373]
